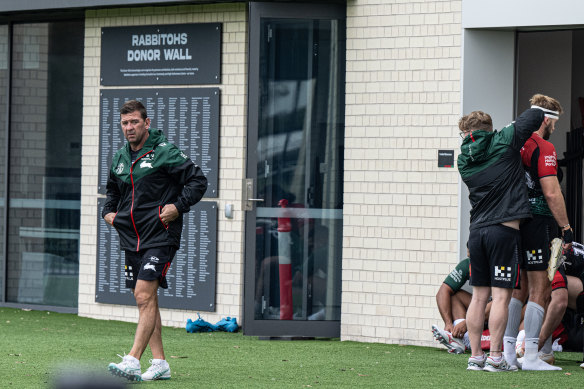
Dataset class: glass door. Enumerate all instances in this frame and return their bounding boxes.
[244,2,345,337]
[4,21,83,307]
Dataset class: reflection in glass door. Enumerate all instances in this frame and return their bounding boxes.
[5,21,83,307]
[0,24,8,302]
[245,3,345,337]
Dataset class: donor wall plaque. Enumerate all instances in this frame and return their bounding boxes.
[101,23,221,85]
[95,198,218,311]
[98,88,219,197]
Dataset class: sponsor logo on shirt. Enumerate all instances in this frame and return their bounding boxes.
[115,163,125,175]
[544,153,556,167]
[449,268,463,283]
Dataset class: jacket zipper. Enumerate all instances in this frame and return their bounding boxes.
[130,149,154,251]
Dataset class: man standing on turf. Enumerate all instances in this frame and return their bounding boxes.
[458,106,545,372]
[103,100,207,381]
[503,94,572,371]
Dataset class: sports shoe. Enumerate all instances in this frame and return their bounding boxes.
[467,354,486,371]
[215,316,239,332]
[186,313,217,333]
[483,356,518,372]
[108,354,142,381]
[142,359,171,381]
[548,238,565,282]
[432,324,465,354]
[539,352,555,365]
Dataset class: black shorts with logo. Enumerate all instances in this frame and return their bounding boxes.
[468,224,521,289]
[520,216,559,271]
[124,246,176,289]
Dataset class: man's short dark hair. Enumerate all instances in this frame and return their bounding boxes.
[120,100,148,120]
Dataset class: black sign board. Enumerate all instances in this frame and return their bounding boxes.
[438,149,455,168]
[99,88,219,197]
[101,23,221,85]
[95,198,218,311]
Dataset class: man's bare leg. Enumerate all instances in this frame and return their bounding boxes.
[467,286,490,357]
[488,286,513,358]
[538,288,567,351]
[148,297,166,360]
[129,279,160,360]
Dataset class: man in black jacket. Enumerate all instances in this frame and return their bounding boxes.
[104,100,207,381]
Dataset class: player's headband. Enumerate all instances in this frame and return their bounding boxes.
[531,105,559,120]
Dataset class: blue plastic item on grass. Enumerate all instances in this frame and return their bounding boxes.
[186,313,217,333]
[215,317,239,333]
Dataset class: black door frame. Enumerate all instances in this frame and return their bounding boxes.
[243,1,345,337]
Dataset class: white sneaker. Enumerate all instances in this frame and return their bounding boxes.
[484,356,518,372]
[108,354,142,381]
[431,324,465,354]
[142,359,171,381]
[467,354,486,371]
[548,238,565,282]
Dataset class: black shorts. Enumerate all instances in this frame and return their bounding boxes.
[520,216,559,271]
[124,246,176,289]
[468,224,521,289]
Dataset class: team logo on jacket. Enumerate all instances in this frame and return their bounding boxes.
[115,163,125,175]
[140,160,153,169]
[494,266,511,281]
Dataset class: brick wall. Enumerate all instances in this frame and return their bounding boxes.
[341,0,463,346]
[79,3,247,327]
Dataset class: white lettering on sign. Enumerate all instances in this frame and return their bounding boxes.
[131,33,188,46]
[127,49,161,62]
[163,48,192,60]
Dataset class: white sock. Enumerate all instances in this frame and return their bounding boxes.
[503,336,517,363]
[524,337,539,360]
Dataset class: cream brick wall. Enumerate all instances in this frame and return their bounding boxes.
[79,3,247,328]
[342,0,463,346]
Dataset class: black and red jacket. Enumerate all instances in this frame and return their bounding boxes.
[102,129,207,251]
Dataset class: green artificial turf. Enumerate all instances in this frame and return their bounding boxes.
[0,307,582,388]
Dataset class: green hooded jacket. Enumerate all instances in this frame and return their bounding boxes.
[457,108,544,230]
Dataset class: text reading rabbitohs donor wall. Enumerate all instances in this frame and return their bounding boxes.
[101,23,221,86]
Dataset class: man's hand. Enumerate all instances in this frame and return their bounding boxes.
[104,212,116,226]
[444,323,454,333]
[452,320,467,338]
[160,204,179,225]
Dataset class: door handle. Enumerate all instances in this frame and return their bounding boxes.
[243,178,264,210]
